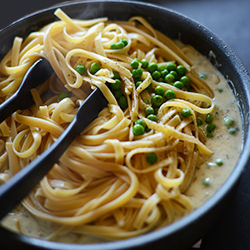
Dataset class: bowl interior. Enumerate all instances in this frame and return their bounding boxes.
[0,1,249,250]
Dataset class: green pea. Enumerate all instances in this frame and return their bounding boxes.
[218,89,224,93]
[199,72,208,80]
[135,80,142,89]
[228,127,237,135]
[164,73,175,83]
[173,81,184,89]
[169,70,178,80]
[158,64,167,72]
[202,177,211,187]
[206,132,214,138]
[181,109,192,118]
[224,116,235,128]
[161,69,169,78]
[135,119,147,129]
[114,90,122,99]
[121,37,128,46]
[110,40,125,49]
[147,114,157,122]
[135,119,150,132]
[166,62,177,71]
[215,159,223,166]
[113,71,120,79]
[58,91,71,101]
[132,68,143,79]
[111,79,122,91]
[151,94,164,107]
[154,86,165,96]
[131,58,140,69]
[164,89,176,100]
[118,95,128,110]
[205,113,214,124]
[180,76,190,89]
[75,64,85,75]
[110,43,119,49]
[141,59,149,69]
[145,106,154,116]
[158,77,164,82]
[116,40,126,49]
[133,124,145,136]
[176,65,186,76]
[206,123,216,133]
[196,118,203,126]
[148,62,158,73]
[90,62,100,74]
[152,71,161,80]
[146,152,158,164]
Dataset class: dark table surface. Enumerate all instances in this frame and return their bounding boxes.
[0,0,250,249]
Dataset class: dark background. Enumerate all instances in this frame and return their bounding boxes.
[0,0,249,249]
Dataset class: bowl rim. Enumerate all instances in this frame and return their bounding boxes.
[1,0,250,249]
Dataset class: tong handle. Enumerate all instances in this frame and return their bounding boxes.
[0,94,23,124]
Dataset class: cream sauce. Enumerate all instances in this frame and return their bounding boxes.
[182,45,242,207]
[1,45,242,242]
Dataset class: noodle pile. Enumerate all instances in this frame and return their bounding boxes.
[0,9,214,241]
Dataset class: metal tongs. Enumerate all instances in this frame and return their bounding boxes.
[0,58,108,220]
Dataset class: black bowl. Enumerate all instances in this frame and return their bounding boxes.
[0,1,249,250]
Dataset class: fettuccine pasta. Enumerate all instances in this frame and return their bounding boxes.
[0,9,231,242]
